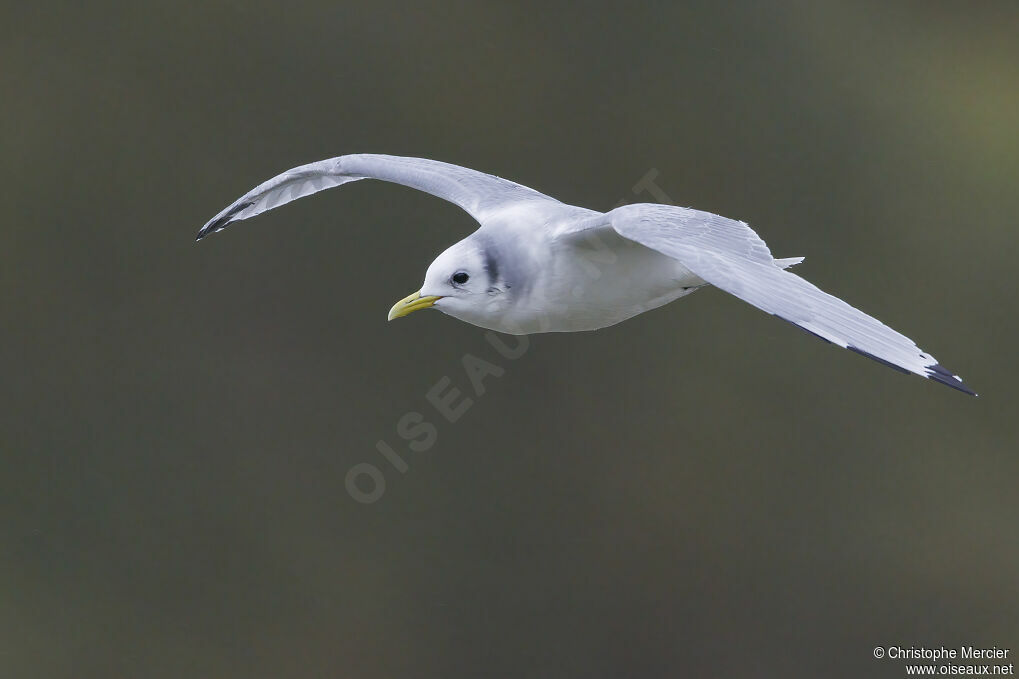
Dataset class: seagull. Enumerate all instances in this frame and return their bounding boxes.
[198,154,974,395]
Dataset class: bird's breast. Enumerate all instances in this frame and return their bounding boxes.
[493,233,704,334]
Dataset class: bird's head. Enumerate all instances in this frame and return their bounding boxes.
[387,235,513,326]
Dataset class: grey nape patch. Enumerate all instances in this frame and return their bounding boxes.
[482,244,500,285]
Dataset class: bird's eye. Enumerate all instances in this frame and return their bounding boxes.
[451,272,470,285]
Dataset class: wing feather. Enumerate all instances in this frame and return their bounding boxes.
[604,204,974,395]
[197,154,558,239]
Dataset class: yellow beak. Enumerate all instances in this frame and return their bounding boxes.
[387,291,442,321]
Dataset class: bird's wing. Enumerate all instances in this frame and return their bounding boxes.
[197,154,559,240]
[594,203,975,394]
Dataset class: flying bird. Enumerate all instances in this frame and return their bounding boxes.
[198,154,974,395]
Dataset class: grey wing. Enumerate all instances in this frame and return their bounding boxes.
[602,203,974,395]
[197,154,559,239]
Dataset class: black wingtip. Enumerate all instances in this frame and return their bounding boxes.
[846,346,977,396]
[195,201,253,242]
[925,363,978,397]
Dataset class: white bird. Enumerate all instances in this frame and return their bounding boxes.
[198,154,974,395]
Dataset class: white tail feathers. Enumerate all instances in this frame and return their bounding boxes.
[775,256,805,269]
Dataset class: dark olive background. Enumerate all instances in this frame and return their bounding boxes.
[2,2,1017,677]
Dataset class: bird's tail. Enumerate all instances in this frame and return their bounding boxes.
[775,256,805,269]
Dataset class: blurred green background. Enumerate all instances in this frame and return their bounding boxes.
[2,1,1017,677]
